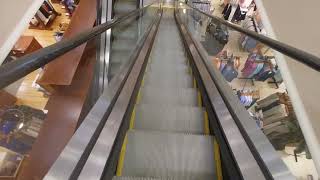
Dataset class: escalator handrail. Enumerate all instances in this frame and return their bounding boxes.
[0,3,154,89]
[181,2,320,72]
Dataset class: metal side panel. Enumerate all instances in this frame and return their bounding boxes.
[119,130,216,180]
[138,86,198,106]
[133,104,205,134]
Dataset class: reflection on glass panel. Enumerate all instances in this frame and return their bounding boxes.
[107,6,158,81]
[177,2,318,179]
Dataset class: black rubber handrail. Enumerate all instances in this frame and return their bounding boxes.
[182,2,320,72]
[0,3,154,89]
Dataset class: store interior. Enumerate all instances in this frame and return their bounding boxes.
[0,0,78,177]
[203,0,318,179]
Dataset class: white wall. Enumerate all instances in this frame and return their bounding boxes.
[0,0,44,64]
[256,0,320,174]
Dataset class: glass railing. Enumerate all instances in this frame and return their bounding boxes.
[176,2,318,179]
[107,5,159,81]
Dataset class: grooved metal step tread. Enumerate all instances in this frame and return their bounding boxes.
[148,59,187,66]
[143,73,193,88]
[113,177,173,180]
[119,130,216,179]
[110,51,131,64]
[133,104,205,133]
[144,70,192,79]
[114,1,137,16]
[145,64,190,75]
[112,39,137,51]
[138,87,198,106]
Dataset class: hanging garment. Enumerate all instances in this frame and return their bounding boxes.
[254,63,274,81]
[244,37,258,51]
[256,69,275,81]
[219,62,227,71]
[232,5,247,21]
[221,59,238,82]
[241,53,258,77]
[248,62,264,78]
[222,4,232,20]
[248,56,265,78]
[221,63,238,82]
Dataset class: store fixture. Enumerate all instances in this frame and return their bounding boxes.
[214,51,240,82]
[236,89,259,109]
[0,105,46,155]
[222,0,254,22]
[29,0,61,30]
[10,36,43,58]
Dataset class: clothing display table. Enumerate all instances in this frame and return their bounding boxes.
[11,36,42,58]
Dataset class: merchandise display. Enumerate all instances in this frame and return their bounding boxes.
[207,1,317,177]
[0,147,24,177]
[214,51,240,82]
[236,89,259,109]
[29,0,61,30]
[0,105,46,155]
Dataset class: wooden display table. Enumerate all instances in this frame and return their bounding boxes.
[11,36,42,58]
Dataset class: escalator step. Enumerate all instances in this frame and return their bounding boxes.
[114,1,137,16]
[143,73,193,88]
[133,104,205,134]
[118,130,216,179]
[145,64,190,75]
[138,87,198,106]
[113,177,169,180]
[113,177,174,180]
[148,59,187,67]
[112,39,137,52]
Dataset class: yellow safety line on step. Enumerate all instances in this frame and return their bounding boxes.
[197,90,202,106]
[136,89,142,104]
[116,134,128,176]
[204,110,223,180]
[129,106,136,129]
[193,77,197,88]
[214,138,223,180]
[141,76,145,87]
[204,111,210,135]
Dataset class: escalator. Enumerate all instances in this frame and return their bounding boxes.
[113,7,220,179]
[1,0,318,179]
[43,2,298,180]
